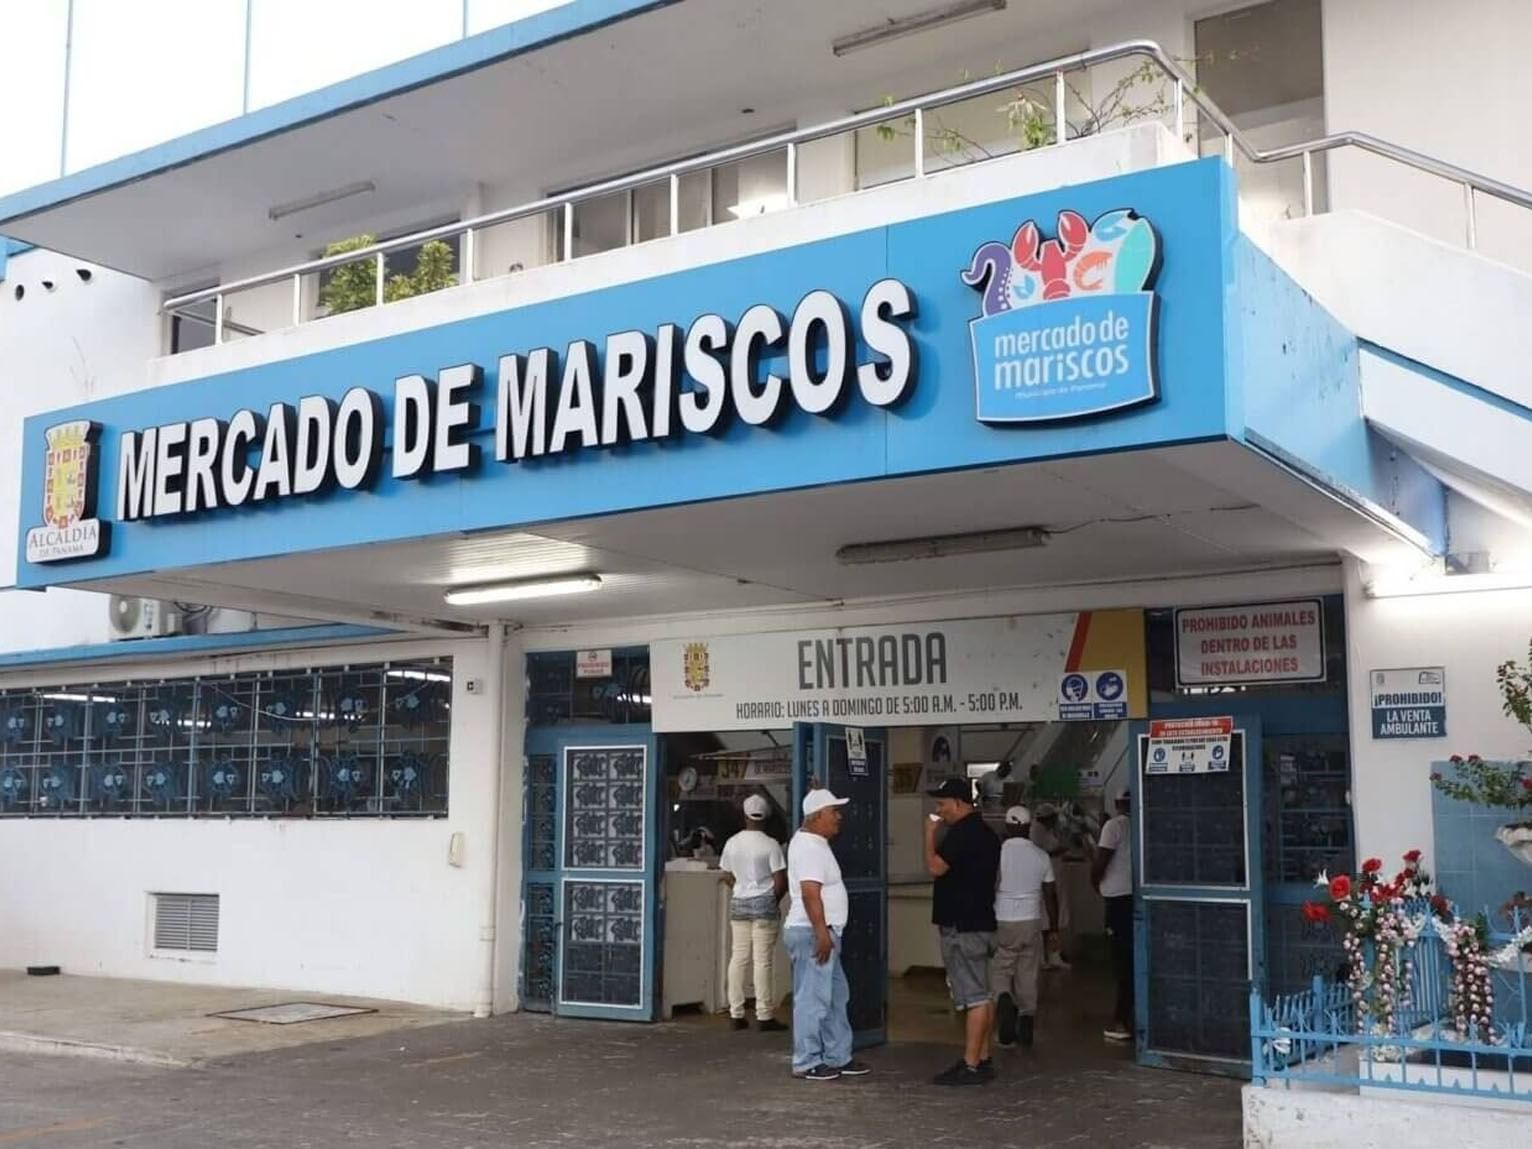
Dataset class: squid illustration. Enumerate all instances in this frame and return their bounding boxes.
[962,208,1159,317]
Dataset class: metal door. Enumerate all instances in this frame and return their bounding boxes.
[522,724,660,1021]
[791,722,888,1048]
[1134,714,1265,1074]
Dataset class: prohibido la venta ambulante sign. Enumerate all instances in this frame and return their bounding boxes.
[1174,600,1324,687]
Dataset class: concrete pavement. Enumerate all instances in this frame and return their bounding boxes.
[0,1007,1243,1147]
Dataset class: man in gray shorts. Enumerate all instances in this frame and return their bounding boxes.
[924,778,1002,1086]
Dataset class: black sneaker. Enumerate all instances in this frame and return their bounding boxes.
[977,1058,996,1080]
[933,1060,988,1087]
[995,992,1018,1047]
[797,1064,841,1082]
[730,1018,749,1031]
[834,1060,872,1076]
[758,1018,787,1033]
[1019,1015,1035,1048]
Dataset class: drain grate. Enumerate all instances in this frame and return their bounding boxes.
[210,1002,377,1025]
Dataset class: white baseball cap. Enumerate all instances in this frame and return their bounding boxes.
[1005,805,1032,826]
[802,790,850,817]
[743,794,769,820]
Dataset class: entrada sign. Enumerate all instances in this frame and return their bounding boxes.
[108,279,918,527]
[962,207,1160,424]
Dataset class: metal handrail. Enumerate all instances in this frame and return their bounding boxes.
[164,39,1532,337]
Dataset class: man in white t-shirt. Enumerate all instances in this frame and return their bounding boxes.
[718,794,788,1031]
[1092,788,1134,1043]
[783,789,871,1082]
[993,806,1059,1049]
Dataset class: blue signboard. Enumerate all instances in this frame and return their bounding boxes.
[1370,667,1447,739]
[15,160,1236,587]
[964,208,1160,424]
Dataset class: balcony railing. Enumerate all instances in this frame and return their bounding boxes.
[163,38,1532,347]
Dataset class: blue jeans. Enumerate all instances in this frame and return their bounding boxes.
[783,926,853,1073]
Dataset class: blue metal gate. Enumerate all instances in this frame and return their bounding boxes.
[523,724,660,1021]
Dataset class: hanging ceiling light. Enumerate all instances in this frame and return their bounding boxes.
[443,574,603,607]
[831,0,1007,58]
[837,526,1048,565]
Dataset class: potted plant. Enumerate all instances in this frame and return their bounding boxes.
[1430,641,1532,865]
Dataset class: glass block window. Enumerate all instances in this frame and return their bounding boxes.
[525,754,558,873]
[522,880,558,1012]
[564,746,646,870]
[560,879,644,1008]
[0,658,451,819]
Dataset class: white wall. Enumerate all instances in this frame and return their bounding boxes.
[0,247,160,649]
[1323,0,1532,272]
[0,635,517,1012]
[1344,559,1532,871]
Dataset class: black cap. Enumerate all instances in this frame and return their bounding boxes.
[926,778,975,803]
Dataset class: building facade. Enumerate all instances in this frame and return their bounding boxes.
[3,0,1532,1100]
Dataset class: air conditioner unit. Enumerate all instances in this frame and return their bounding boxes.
[107,596,182,641]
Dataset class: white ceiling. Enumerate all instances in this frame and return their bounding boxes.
[4,0,1146,280]
[79,442,1405,633]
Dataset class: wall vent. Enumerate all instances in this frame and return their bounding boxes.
[152,893,219,953]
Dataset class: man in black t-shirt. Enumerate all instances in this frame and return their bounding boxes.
[924,778,1002,1087]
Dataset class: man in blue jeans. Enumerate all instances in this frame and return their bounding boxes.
[783,789,872,1082]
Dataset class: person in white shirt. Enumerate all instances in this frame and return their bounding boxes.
[1091,789,1134,1043]
[993,806,1059,1049]
[718,794,788,1032]
[1029,803,1072,970]
[782,789,871,1082]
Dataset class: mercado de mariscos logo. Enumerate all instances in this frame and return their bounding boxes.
[25,420,108,564]
[962,207,1161,424]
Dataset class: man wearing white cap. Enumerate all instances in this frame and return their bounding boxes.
[719,794,788,1032]
[783,789,871,1082]
[993,805,1059,1049]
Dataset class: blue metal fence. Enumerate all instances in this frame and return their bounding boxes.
[1251,911,1532,1103]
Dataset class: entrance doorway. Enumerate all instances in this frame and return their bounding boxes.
[655,716,1135,1059]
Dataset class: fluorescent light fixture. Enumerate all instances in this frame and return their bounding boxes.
[1364,568,1532,599]
[727,194,790,218]
[832,0,1006,57]
[40,692,117,703]
[267,180,377,222]
[387,669,452,683]
[837,526,1048,565]
[444,574,603,607]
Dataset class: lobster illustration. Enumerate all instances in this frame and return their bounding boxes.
[962,208,1159,318]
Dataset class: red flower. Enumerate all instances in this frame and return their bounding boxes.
[1403,849,1423,865]
[1520,777,1532,791]
[1362,858,1383,874]
[1431,894,1450,915]
[1330,875,1353,900]
[1450,755,1464,765]
[1302,901,1332,924]
[1430,772,1443,782]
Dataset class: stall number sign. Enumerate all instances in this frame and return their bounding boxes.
[1370,667,1447,740]
[846,727,869,777]
[1146,716,1233,775]
[1174,600,1324,687]
[576,649,613,679]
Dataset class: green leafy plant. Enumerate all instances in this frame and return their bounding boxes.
[873,59,1184,166]
[318,234,457,316]
[1429,640,1532,822]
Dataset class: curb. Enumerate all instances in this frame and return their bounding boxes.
[0,1029,189,1068]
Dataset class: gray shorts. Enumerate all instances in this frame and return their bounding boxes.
[938,927,995,1010]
